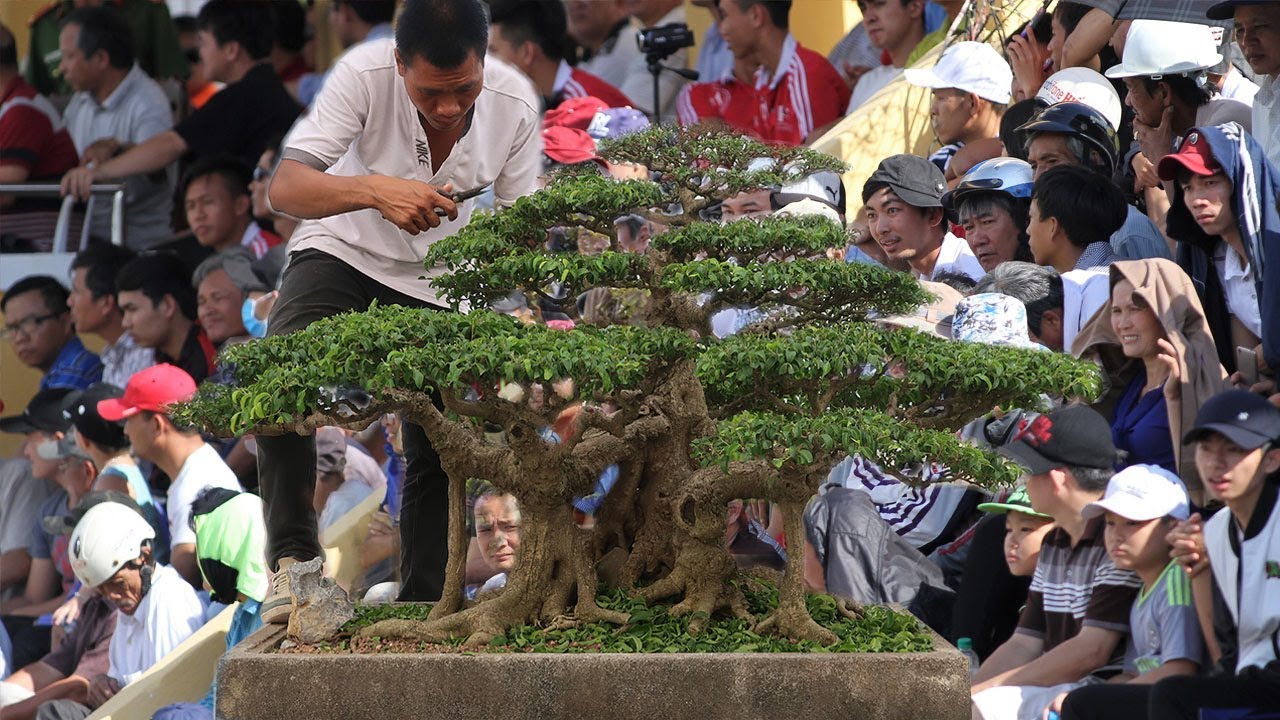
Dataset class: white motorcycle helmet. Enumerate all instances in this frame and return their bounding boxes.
[69,502,156,588]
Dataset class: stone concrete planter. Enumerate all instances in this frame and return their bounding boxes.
[215,620,968,720]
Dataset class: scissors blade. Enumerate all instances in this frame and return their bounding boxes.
[433,183,491,217]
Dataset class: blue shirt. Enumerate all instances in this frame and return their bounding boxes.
[40,336,103,391]
[1111,369,1176,475]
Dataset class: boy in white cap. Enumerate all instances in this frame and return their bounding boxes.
[1051,464,1203,719]
[904,40,1012,174]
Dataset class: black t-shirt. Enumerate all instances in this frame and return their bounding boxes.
[175,63,301,166]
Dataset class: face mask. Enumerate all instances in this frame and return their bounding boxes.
[241,297,268,338]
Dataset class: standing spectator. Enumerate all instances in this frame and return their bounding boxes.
[941,157,1034,273]
[618,0,691,121]
[702,0,849,145]
[97,364,242,590]
[181,154,283,259]
[905,41,1012,174]
[296,0,396,107]
[1028,164,1126,272]
[192,250,269,349]
[66,244,153,389]
[114,254,216,384]
[2,277,102,392]
[60,1,301,202]
[1208,0,1280,169]
[24,0,187,97]
[1018,101,1171,261]
[58,6,175,249]
[846,0,927,113]
[565,0,639,91]
[38,502,203,720]
[971,406,1141,720]
[862,154,984,282]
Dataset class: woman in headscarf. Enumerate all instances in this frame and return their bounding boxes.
[1073,259,1227,500]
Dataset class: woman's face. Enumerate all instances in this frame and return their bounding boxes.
[475,493,520,572]
[1181,172,1236,238]
[1109,278,1165,360]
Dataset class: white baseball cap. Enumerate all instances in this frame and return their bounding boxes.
[1081,464,1191,522]
[904,41,1013,104]
[1036,67,1123,133]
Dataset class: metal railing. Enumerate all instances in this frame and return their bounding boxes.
[0,183,127,251]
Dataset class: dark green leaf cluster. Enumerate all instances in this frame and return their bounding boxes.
[697,322,1100,419]
[652,214,846,262]
[430,251,649,312]
[692,409,1022,487]
[337,587,932,654]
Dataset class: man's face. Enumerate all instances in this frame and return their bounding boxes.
[197,269,248,345]
[122,412,160,463]
[21,430,62,480]
[487,24,531,73]
[929,88,972,145]
[1022,470,1056,514]
[1181,171,1236,238]
[959,199,1022,272]
[197,29,231,84]
[565,0,626,47]
[1026,198,1060,267]
[3,290,73,372]
[396,49,485,133]
[185,175,248,252]
[1047,11,1067,72]
[863,186,942,262]
[1234,4,1280,77]
[1195,433,1280,506]
[1026,134,1079,180]
[57,24,96,93]
[117,290,169,349]
[67,267,113,335]
[1121,77,1164,127]
[716,0,757,61]
[721,189,772,221]
[474,493,521,572]
[97,558,146,615]
[859,0,918,52]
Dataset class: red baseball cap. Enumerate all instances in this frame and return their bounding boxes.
[1157,130,1222,181]
[543,96,609,131]
[543,126,600,165]
[98,364,197,421]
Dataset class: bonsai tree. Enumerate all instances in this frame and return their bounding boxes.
[178,126,1098,647]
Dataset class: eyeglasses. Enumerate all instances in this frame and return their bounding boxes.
[1,311,64,341]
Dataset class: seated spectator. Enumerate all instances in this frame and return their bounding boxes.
[58,6,176,249]
[828,1,947,91]
[692,0,849,145]
[60,1,301,202]
[0,457,57,604]
[182,154,283,259]
[941,157,1034,273]
[471,484,521,594]
[1053,464,1202,720]
[1131,390,1280,718]
[174,15,220,111]
[295,0,396,107]
[675,55,766,137]
[266,0,310,87]
[615,0,690,121]
[0,593,115,720]
[97,364,243,589]
[1159,123,1280,383]
[690,0,733,83]
[973,261,1110,355]
[1045,2,1096,74]
[24,0,187,97]
[1208,0,1280,169]
[1006,9,1054,104]
[1035,67,1123,135]
[845,0,927,113]
[249,144,298,246]
[193,250,270,349]
[1074,259,1227,494]
[1029,164,1126,272]
[904,41,1012,174]
[862,154,984,282]
[971,406,1141,720]
[151,488,268,720]
[488,0,631,110]
[1018,101,1171,261]
[725,498,785,571]
[37,502,203,720]
[565,0,638,91]
[2,277,102,392]
[115,253,217,384]
[66,244,153,388]
[313,427,376,535]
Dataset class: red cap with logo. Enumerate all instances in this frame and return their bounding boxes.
[543,96,609,131]
[97,364,197,421]
[543,126,600,165]
[1157,130,1223,181]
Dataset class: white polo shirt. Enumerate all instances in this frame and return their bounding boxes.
[280,40,543,304]
[916,232,985,283]
[107,563,205,686]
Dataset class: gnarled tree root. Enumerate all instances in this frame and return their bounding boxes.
[636,540,749,634]
[752,502,837,646]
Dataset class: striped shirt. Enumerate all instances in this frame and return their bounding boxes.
[41,336,103,391]
[1074,241,1120,271]
[553,61,632,110]
[1017,516,1141,658]
[750,35,850,146]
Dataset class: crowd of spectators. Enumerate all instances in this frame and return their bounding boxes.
[2,0,1280,718]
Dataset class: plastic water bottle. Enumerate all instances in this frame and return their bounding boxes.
[957,637,980,679]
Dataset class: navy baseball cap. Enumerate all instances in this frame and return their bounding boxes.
[1183,390,1280,450]
[998,405,1118,475]
[1207,0,1275,20]
[0,388,73,435]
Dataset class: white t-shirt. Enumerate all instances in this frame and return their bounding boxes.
[917,232,984,283]
[846,64,901,114]
[280,40,543,304]
[107,564,205,686]
[1215,244,1263,339]
[1065,268,1111,357]
[167,444,242,547]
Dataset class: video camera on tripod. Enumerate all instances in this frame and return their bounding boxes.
[636,22,699,122]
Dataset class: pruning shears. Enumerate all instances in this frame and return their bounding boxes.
[433,183,491,217]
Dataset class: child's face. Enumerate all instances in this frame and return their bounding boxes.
[1195,433,1280,506]
[1003,510,1054,577]
[1103,511,1172,572]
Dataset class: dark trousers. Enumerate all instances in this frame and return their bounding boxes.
[1062,670,1280,720]
[1,615,51,670]
[257,249,449,601]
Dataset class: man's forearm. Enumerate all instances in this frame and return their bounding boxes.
[0,549,32,590]
[268,158,379,219]
[973,634,1042,685]
[1,676,91,720]
[96,130,186,181]
[994,633,1116,688]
